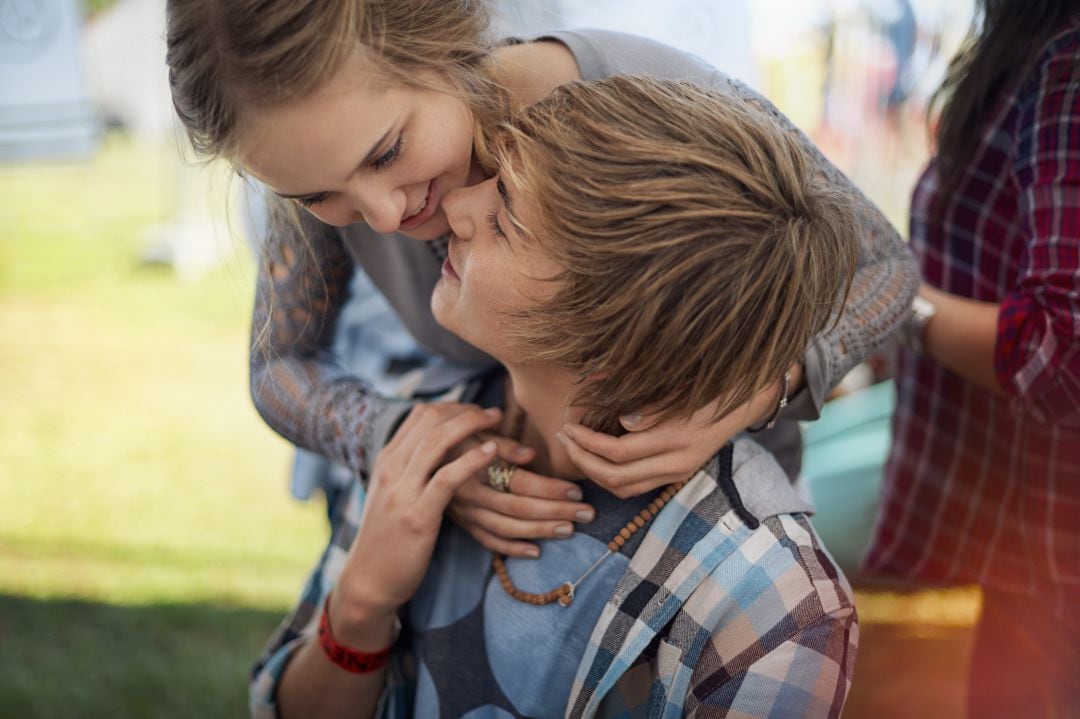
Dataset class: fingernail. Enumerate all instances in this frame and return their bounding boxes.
[566,487,584,501]
[485,407,501,418]
[481,441,496,453]
[622,414,642,428]
[575,509,595,523]
[555,431,567,446]
[525,546,540,558]
[554,523,573,537]
[514,446,532,458]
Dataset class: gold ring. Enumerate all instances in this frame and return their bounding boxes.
[487,459,516,493]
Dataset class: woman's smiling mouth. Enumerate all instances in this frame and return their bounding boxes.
[400,179,439,230]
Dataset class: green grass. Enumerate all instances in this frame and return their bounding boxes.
[0,596,283,719]
[0,136,325,717]
[0,135,976,718]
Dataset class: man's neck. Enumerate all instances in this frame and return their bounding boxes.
[503,365,585,479]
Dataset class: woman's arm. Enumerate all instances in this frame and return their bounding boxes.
[914,48,1080,420]
[253,403,504,719]
[745,86,921,408]
[916,284,1005,396]
[249,198,414,475]
[248,197,600,556]
[993,48,1080,423]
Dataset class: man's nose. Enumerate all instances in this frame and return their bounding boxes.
[442,185,477,240]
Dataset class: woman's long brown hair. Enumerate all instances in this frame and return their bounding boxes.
[931,0,1080,199]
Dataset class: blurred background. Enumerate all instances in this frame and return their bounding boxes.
[0,0,978,716]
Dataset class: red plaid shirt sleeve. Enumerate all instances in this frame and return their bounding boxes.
[995,49,1080,424]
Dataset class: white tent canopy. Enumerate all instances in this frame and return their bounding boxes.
[0,0,101,161]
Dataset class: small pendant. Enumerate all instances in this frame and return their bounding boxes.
[558,582,575,607]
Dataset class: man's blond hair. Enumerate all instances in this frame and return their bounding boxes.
[488,76,858,433]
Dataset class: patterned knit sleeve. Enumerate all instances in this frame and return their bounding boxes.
[249,198,414,476]
[729,79,920,416]
[996,36,1080,424]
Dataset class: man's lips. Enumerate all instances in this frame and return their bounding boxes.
[443,237,461,281]
[399,179,438,230]
[441,256,459,281]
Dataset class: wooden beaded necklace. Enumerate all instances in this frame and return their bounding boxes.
[490,398,685,607]
[492,480,685,607]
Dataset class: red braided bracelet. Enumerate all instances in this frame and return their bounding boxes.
[318,593,393,674]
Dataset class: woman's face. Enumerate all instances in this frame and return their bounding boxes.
[236,53,476,240]
[431,173,563,363]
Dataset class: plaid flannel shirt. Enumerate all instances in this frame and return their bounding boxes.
[865,17,1080,613]
[251,388,857,717]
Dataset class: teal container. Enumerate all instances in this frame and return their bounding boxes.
[801,381,895,574]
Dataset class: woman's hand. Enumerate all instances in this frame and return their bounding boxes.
[331,403,503,636]
[441,362,801,551]
[557,364,802,499]
[277,403,504,719]
[446,460,596,558]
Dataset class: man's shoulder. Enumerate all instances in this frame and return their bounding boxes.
[650,465,855,713]
[694,438,853,618]
[704,436,816,523]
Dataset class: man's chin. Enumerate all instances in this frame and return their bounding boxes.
[431,299,485,352]
[430,288,456,332]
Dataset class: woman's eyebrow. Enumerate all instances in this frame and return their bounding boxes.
[275,128,395,200]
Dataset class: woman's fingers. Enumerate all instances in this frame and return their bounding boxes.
[451,505,577,542]
[447,431,535,465]
[444,467,593,552]
[422,441,498,510]
[492,465,587,502]
[556,430,695,497]
[390,402,488,455]
[455,477,594,522]
[482,433,537,465]
[559,422,681,465]
[451,520,542,559]
[619,406,664,432]
[401,405,503,482]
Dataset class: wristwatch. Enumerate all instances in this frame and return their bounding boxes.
[898,294,937,355]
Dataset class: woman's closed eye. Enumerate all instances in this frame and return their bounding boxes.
[296,193,329,209]
[373,136,403,171]
[292,136,404,209]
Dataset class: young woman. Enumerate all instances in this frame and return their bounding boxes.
[165,0,919,557]
[867,1,1080,714]
[251,75,859,719]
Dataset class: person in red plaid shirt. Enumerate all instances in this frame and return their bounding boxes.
[865,1,1080,715]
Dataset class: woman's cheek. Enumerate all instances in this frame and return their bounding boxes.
[307,204,357,228]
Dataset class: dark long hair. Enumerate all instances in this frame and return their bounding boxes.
[931,0,1080,197]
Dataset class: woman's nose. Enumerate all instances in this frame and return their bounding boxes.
[344,180,406,234]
